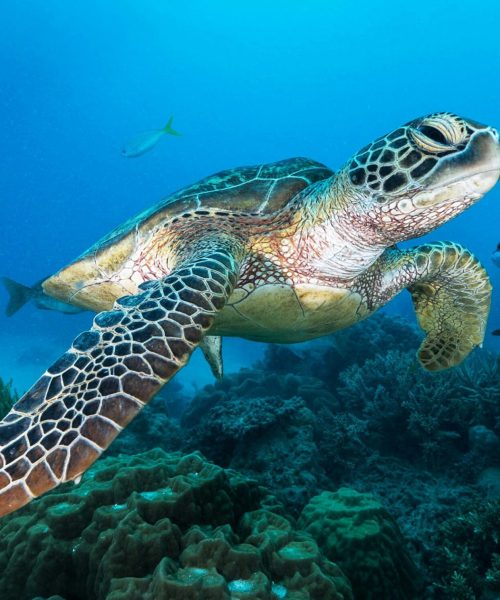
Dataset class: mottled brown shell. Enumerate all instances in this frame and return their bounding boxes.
[44,157,333,306]
[85,156,333,258]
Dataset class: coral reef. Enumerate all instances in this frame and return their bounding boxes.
[5,311,498,597]
[335,349,464,466]
[0,449,352,600]
[181,370,331,509]
[430,498,500,599]
[260,312,422,386]
[334,347,500,471]
[338,457,477,577]
[175,314,500,595]
[179,316,500,502]
[298,489,420,600]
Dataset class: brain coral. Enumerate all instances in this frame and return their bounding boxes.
[298,488,420,600]
[0,449,352,600]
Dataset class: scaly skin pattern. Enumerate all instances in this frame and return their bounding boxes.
[1,112,498,517]
[0,243,242,516]
[356,241,492,370]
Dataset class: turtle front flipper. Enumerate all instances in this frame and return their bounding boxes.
[374,242,491,371]
[0,243,241,517]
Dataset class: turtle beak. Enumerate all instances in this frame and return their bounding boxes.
[467,127,500,191]
[424,127,500,194]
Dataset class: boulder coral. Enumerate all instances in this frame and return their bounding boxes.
[298,488,420,600]
[0,449,352,600]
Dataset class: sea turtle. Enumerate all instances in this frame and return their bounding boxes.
[0,112,498,517]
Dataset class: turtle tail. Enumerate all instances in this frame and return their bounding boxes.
[2,277,33,317]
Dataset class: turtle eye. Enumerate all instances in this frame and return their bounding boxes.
[410,124,453,153]
[418,125,448,145]
[409,115,465,153]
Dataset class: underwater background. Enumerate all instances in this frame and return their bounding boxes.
[1,1,500,599]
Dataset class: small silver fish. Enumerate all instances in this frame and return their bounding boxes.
[2,277,85,316]
[121,116,181,158]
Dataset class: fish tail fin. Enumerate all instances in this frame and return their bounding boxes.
[163,116,182,136]
[2,277,33,316]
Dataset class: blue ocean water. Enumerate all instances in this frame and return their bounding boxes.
[1,0,499,392]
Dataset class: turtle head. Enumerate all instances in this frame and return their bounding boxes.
[344,113,500,244]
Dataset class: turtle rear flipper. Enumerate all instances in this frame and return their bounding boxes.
[199,335,223,379]
[0,242,241,517]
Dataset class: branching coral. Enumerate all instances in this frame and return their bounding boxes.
[430,498,500,599]
[335,348,500,468]
[454,351,500,427]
